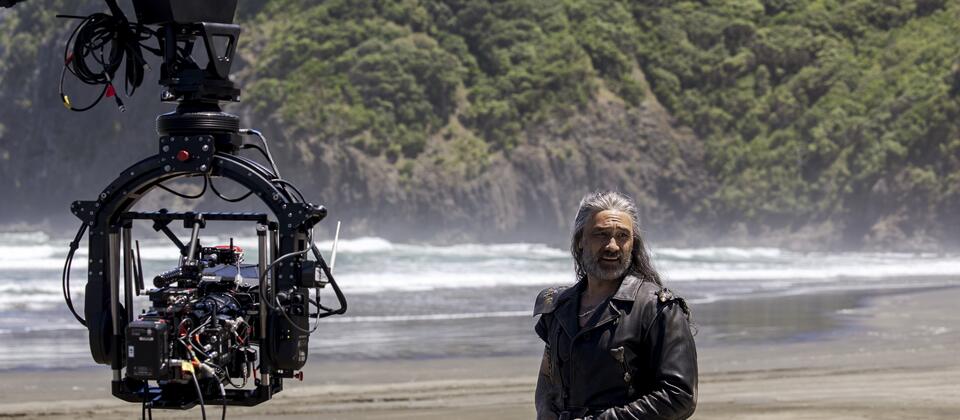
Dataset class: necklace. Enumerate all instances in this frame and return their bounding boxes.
[578,304,602,318]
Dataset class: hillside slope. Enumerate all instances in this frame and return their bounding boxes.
[1,0,958,249]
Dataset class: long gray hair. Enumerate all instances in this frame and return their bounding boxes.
[570,191,662,286]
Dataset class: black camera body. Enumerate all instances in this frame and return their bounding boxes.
[128,245,256,383]
[132,0,238,25]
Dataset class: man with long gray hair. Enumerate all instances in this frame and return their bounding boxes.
[534,191,698,420]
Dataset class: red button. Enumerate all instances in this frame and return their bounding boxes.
[176,150,190,162]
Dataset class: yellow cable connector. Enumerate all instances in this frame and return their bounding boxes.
[62,95,71,110]
[181,360,194,374]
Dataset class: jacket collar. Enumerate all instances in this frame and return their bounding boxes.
[612,275,644,301]
[555,275,643,305]
[553,275,644,337]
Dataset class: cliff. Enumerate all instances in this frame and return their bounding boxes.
[1,0,958,250]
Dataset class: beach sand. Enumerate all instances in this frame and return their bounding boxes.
[1,286,957,419]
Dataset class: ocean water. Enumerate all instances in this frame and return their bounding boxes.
[1,231,958,370]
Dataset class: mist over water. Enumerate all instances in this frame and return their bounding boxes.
[1,231,959,369]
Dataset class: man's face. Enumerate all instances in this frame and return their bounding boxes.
[579,209,634,283]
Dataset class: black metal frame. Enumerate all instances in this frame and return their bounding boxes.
[33,0,342,408]
[108,211,283,407]
[71,141,326,405]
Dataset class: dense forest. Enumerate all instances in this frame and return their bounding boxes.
[1,0,959,250]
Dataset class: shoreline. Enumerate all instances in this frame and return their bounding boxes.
[5,225,956,254]
[1,285,958,419]
[4,226,960,266]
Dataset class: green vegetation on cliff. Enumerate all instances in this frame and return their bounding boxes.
[243,0,620,156]
[631,0,960,245]
[240,0,960,246]
[1,0,959,247]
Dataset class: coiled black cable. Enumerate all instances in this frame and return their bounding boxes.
[57,6,157,112]
[190,370,207,420]
[63,223,88,326]
[310,244,347,319]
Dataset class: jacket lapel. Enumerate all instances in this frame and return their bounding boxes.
[556,276,643,338]
[579,276,642,335]
[554,283,582,338]
[612,276,643,302]
[589,301,620,331]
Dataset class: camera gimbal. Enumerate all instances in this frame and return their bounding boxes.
[41,0,349,412]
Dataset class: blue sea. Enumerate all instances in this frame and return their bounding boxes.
[1,231,959,370]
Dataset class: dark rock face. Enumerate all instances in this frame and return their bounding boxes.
[258,97,709,245]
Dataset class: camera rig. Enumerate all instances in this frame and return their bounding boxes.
[10,0,354,414]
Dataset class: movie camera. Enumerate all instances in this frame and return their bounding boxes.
[0,0,349,417]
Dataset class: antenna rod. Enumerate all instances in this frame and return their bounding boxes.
[330,221,341,272]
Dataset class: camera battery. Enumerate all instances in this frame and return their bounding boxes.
[299,260,325,288]
[126,320,170,380]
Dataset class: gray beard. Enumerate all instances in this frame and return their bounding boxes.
[580,248,630,283]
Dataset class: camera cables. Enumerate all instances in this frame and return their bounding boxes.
[63,222,88,326]
[57,0,157,112]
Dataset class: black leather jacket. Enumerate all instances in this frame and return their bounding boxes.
[534,276,697,420]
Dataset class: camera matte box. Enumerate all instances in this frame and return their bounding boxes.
[133,0,238,25]
[126,320,171,380]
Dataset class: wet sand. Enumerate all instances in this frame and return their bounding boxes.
[1,286,958,419]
